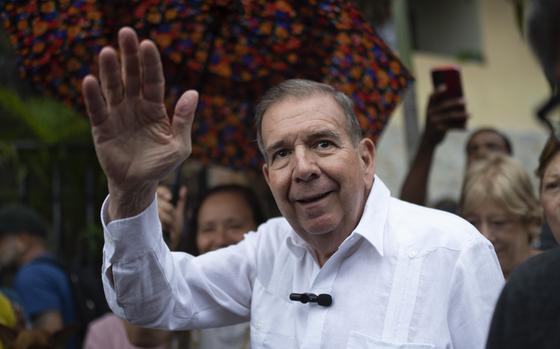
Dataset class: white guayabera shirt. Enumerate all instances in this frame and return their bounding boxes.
[101,176,504,349]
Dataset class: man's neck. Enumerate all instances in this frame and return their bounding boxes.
[310,231,352,267]
[312,185,373,267]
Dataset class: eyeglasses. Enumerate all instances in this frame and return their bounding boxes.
[537,85,560,140]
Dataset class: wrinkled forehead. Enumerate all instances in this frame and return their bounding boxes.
[261,94,347,132]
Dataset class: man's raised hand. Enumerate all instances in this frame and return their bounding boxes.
[82,27,198,220]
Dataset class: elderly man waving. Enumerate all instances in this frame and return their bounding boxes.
[83,27,503,349]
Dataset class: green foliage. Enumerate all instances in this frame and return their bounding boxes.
[0,87,106,267]
[0,88,90,144]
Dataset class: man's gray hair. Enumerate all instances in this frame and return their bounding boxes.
[255,79,363,161]
[526,0,560,86]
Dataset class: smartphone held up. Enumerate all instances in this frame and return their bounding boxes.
[431,65,467,129]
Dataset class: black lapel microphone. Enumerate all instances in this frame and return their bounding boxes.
[289,293,332,307]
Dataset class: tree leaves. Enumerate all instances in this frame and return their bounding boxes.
[0,88,90,144]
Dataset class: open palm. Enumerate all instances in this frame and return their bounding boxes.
[82,28,198,217]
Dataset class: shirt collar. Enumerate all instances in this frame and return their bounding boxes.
[286,175,390,257]
[352,175,390,257]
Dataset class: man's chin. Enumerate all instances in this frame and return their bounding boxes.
[299,216,340,237]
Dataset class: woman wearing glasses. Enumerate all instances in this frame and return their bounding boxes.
[459,154,542,279]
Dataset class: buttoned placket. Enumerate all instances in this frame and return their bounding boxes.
[381,247,423,343]
[300,233,363,349]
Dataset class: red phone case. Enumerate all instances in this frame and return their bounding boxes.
[431,66,464,98]
[430,66,466,128]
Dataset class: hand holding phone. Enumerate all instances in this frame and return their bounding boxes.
[429,65,468,130]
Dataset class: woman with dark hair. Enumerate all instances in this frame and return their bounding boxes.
[177,184,265,349]
[536,135,560,240]
[121,183,266,349]
[182,184,266,257]
[86,184,265,349]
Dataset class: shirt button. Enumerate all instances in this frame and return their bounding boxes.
[408,250,416,258]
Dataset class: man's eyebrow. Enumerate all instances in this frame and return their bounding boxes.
[265,129,342,154]
[305,129,341,142]
[265,140,288,155]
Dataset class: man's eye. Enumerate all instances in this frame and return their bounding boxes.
[273,149,290,160]
[544,181,560,190]
[316,140,333,149]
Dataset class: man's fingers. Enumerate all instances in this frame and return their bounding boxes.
[428,97,466,115]
[82,75,109,126]
[99,47,124,106]
[119,27,141,99]
[172,90,199,148]
[429,112,469,125]
[140,40,165,103]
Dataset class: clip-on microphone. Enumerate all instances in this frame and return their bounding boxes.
[289,293,332,307]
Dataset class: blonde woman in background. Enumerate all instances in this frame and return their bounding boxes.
[459,154,542,279]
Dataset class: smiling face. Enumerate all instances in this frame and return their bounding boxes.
[541,152,560,241]
[464,200,532,277]
[196,191,257,254]
[261,94,375,261]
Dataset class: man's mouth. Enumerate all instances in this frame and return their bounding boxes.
[296,191,332,204]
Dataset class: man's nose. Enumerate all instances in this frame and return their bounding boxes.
[292,147,320,182]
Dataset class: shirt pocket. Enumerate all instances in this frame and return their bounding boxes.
[250,279,300,348]
[347,331,435,349]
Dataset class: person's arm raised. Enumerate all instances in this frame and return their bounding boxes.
[82,27,198,222]
[400,87,468,205]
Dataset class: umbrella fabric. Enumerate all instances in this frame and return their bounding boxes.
[1,0,413,170]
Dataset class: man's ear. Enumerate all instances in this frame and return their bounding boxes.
[262,163,271,186]
[358,138,376,181]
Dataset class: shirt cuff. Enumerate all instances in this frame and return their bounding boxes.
[101,194,164,260]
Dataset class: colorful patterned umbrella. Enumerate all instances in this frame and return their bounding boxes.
[1,0,413,170]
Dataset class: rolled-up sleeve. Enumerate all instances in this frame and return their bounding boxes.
[100,195,255,330]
